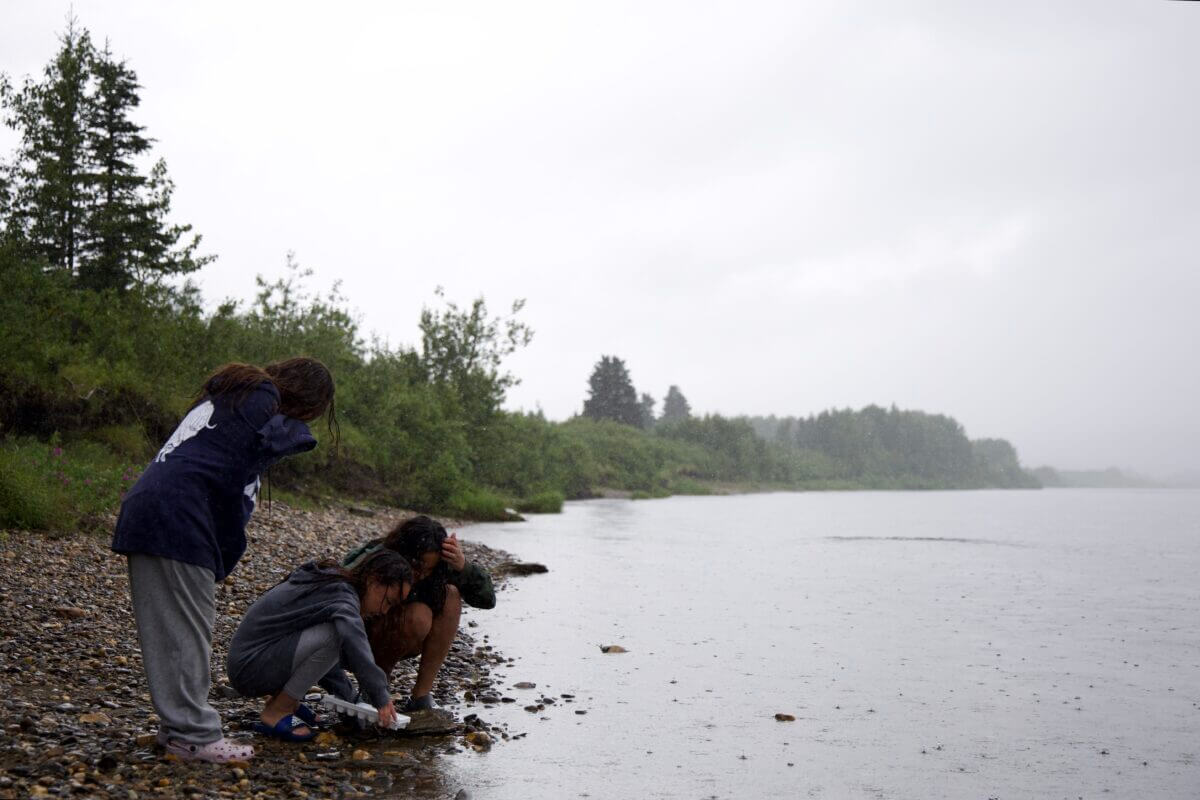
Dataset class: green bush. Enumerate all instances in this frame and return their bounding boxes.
[442,486,513,522]
[89,424,155,461]
[668,477,713,496]
[0,437,142,531]
[0,445,72,530]
[515,490,565,514]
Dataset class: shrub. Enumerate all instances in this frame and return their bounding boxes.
[0,437,141,532]
[0,446,72,531]
[515,490,565,514]
[442,486,513,521]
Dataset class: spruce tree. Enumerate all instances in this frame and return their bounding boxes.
[0,21,211,290]
[661,385,692,422]
[78,44,151,290]
[638,392,656,430]
[1,19,93,273]
[582,356,642,426]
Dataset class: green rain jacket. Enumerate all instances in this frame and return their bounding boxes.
[341,538,496,610]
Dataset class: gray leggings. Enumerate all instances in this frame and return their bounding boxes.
[227,622,342,701]
[284,623,341,700]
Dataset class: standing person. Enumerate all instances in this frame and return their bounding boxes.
[342,515,495,711]
[111,358,336,763]
[226,550,412,741]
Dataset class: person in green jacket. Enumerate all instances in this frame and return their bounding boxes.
[342,515,495,710]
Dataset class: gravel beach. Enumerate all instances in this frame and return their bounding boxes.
[0,504,523,799]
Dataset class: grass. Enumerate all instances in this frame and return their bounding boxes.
[514,490,565,514]
[442,486,516,521]
[0,436,140,531]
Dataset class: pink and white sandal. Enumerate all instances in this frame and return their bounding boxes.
[164,736,254,763]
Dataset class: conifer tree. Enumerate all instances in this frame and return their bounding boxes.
[1,19,93,273]
[582,356,642,426]
[639,392,656,430]
[0,21,211,290]
[661,385,692,422]
[79,43,150,290]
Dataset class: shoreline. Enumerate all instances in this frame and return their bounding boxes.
[0,504,523,799]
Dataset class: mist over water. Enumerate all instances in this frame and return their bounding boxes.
[452,491,1200,799]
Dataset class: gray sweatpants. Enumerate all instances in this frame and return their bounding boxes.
[227,622,342,701]
[127,554,222,745]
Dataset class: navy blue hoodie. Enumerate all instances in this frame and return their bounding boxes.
[111,382,317,581]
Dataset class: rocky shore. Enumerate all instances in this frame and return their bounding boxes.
[0,504,521,799]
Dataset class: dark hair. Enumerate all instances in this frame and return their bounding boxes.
[382,515,448,616]
[195,357,339,453]
[314,549,413,603]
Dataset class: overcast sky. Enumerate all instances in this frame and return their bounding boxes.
[3,1,1197,476]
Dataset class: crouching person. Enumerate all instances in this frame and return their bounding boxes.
[342,515,495,711]
[227,550,412,741]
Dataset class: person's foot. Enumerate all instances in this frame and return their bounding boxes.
[253,714,317,742]
[164,737,254,763]
[259,711,313,739]
[402,694,435,712]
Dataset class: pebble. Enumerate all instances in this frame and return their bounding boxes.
[0,504,525,800]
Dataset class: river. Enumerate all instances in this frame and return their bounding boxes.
[447,489,1200,799]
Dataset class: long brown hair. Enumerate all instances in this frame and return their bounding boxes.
[381,515,449,616]
[313,550,413,601]
[195,357,339,451]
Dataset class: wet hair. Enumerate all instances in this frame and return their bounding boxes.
[314,549,413,603]
[381,515,449,616]
[195,357,339,452]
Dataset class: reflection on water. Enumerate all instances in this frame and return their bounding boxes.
[449,490,1200,799]
[825,536,1024,546]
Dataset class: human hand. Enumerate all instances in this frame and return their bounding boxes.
[442,532,466,572]
[378,702,398,729]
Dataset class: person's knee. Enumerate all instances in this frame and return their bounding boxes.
[302,622,341,662]
[404,602,434,642]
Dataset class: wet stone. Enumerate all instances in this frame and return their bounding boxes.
[0,505,526,799]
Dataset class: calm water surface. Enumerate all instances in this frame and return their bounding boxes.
[448,490,1200,799]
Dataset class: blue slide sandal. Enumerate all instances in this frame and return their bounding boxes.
[252,714,317,742]
[294,703,322,727]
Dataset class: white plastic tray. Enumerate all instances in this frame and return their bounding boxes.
[319,695,409,730]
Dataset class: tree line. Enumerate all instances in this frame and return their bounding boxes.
[0,22,1040,531]
[578,357,1038,490]
[0,19,207,291]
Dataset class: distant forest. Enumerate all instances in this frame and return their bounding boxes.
[743,408,1038,489]
[0,23,1042,532]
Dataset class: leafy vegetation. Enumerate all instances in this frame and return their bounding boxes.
[0,22,1043,532]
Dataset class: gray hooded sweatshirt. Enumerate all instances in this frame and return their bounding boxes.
[226,561,389,707]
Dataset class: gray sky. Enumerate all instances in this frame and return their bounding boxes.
[3,1,1198,476]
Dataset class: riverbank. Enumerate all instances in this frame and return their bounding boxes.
[0,504,523,799]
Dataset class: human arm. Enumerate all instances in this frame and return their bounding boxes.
[448,560,496,609]
[317,664,358,702]
[329,599,391,708]
[256,414,317,462]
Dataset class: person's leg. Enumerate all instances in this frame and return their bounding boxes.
[367,602,431,675]
[128,553,223,745]
[411,585,461,701]
[365,586,462,704]
[260,623,341,735]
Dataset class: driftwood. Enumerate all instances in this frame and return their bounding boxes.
[493,561,549,577]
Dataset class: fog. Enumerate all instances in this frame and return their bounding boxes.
[3,1,1197,476]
